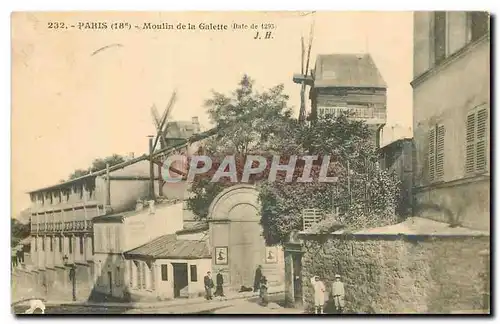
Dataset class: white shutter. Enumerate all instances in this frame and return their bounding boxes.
[465,112,476,174]
[436,125,445,180]
[476,108,488,172]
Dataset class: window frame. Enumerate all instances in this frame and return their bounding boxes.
[161,264,168,281]
[428,123,445,183]
[465,104,489,175]
[190,265,198,282]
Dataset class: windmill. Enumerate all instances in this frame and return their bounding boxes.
[150,90,177,153]
[295,15,316,123]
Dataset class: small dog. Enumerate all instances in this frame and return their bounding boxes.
[12,298,46,314]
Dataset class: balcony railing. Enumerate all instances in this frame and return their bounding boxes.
[318,106,386,120]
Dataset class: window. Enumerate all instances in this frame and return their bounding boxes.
[35,237,37,252]
[79,236,84,255]
[49,237,53,252]
[466,106,489,174]
[140,262,146,289]
[190,265,198,282]
[434,12,447,64]
[135,261,141,289]
[468,12,489,42]
[129,261,134,287]
[42,237,45,251]
[431,12,489,68]
[69,236,73,254]
[428,124,445,182]
[115,266,121,286]
[161,264,168,281]
[59,236,63,253]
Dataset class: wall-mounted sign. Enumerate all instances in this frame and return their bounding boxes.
[265,246,278,264]
[215,246,228,265]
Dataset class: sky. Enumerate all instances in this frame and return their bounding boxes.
[11,11,414,216]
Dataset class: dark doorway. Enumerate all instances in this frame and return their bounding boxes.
[107,271,113,296]
[172,263,188,298]
[292,253,303,306]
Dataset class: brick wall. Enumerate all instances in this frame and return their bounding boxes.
[301,234,489,314]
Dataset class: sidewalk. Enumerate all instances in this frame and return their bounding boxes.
[48,286,284,310]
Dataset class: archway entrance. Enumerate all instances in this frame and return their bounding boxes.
[208,185,278,291]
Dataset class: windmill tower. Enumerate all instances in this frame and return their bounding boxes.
[150,90,177,152]
[293,16,315,123]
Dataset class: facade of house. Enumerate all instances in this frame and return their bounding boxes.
[92,201,185,300]
[25,155,161,300]
[123,223,211,300]
[411,11,490,230]
[295,53,387,147]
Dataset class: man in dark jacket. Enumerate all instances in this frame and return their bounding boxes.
[253,265,262,294]
[215,269,225,297]
[204,271,214,300]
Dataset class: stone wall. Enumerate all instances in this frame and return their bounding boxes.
[300,233,489,314]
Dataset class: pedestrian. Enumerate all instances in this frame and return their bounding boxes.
[259,276,269,306]
[215,269,225,298]
[11,248,18,270]
[204,271,214,300]
[331,274,345,313]
[253,265,262,294]
[311,275,326,314]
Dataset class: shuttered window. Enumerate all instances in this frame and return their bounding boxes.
[140,262,147,289]
[428,124,445,182]
[436,125,445,179]
[428,128,436,181]
[466,106,489,174]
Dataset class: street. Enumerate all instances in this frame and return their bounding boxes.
[13,294,304,315]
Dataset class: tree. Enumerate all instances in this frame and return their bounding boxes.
[184,75,401,246]
[11,218,30,247]
[258,114,401,245]
[68,154,126,180]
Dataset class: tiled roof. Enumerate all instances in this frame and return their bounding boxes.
[175,222,209,235]
[314,53,387,88]
[124,234,211,259]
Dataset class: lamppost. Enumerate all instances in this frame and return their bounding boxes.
[63,255,76,301]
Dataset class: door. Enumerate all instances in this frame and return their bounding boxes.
[107,271,113,296]
[172,263,188,298]
[292,254,303,305]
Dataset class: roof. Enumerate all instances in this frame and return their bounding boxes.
[93,201,183,223]
[313,53,387,88]
[379,137,413,151]
[124,234,211,259]
[175,222,209,235]
[336,217,490,236]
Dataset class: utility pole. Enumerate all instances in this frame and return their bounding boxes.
[148,136,155,201]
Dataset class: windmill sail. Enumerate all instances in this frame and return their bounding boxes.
[298,18,315,123]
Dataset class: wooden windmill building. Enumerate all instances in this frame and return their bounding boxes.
[294,53,388,147]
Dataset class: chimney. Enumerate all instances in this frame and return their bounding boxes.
[128,152,135,160]
[136,200,144,211]
[148,200,156,215]
[191,116,200,133]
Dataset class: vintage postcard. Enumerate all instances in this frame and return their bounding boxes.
[11,11,490,315]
